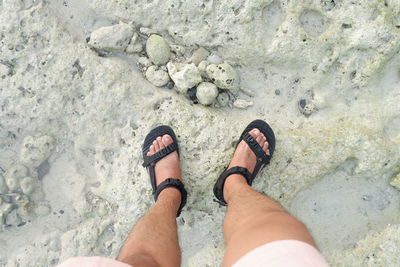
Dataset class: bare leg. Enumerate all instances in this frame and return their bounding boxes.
[222,129,317,267]
[117,135,182,267]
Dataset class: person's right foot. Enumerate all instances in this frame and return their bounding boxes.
[223,128,270,201]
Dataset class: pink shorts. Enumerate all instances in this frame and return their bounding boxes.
[58,240,329,267]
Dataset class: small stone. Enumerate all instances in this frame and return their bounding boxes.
[196,82,219,106]
[390,173,400,191]
[275,89,281,95]
[167,62,202,93]
[125,32,143,54]
[233,99,254,109]
[146,34,171,65]
[186,87,197,101]
[206,63,239,91]
[198,60,210,79]
[20,176,38,195]
[139,27,158,36]
[145,66,170,87]
[298,99,316,116]
[170,45,186,56]
[207,54,224,64]
[217,92,230,107]
[190,47,210,66]
[88,22,134,51]
[166,81,174,89]
[137,57,152,68]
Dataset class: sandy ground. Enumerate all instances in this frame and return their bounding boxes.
[1,0,400,266]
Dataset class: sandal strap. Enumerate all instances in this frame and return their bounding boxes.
[154,178,187,217]
[213,166,252,206]
[142,143,178,167]
[241,132,271,164]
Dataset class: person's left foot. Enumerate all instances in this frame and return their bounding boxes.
[146,135,182,198]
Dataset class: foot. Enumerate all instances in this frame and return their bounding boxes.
[146,135,182,201]
[224,128,270,202]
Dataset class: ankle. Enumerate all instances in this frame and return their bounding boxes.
[223,174,249,203]
[156,188,181,206]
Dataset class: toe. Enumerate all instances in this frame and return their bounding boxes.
[249,128,260,139]
[158,137,165,149]
[256,134,264,146]
[147,145,155,156]
[162,134,173,146]
[153,139,160,151]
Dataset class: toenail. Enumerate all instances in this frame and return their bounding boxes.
[254,129,260,135]
[163,135,170,142]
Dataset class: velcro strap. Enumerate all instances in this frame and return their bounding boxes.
[142,143,178,167]
[242,132,270,164]
[213,166,252,206]
[154,178,187,217]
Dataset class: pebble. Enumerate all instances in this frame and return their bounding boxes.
[146,34,171,65]
[217,92,230,107]
[139,27,158,36]
[6,209,21,226]
[170,45,186,56]
[196,82,219,105]
[145,66,170,87]
[186,87,197,101]
[233,99,254,109]
[206,63,239,91]
[198,60,210,79]
[207,54,224,64]
[88,22,134,51]
[20,135,55,168]
[298,99,316,116]
[125,32,143,54]
[167,62,202,93]
[137,57,152,68]
[190,47,210,66]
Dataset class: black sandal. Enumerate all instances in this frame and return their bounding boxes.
[213,120,276,206]
[142,125,187,217]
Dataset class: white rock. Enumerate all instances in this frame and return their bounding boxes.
[217,92,230,107]
[20,176,38,195]
[206,63,239,91]
[233,99,254,109]
[137,57,152,68]
[198,60,210,79]
[196,82,219,106]
[88,22,134,51]
[167,62,202,93]
[190,47,210,65]
[125,32,143,54]
[145,66,170,87]
[139,27,158,36]
[20,135,55,168]
[207,54,224,64]
[146,35,171,65]
[170,45,186,56]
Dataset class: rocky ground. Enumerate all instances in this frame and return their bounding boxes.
[1,0,400,266]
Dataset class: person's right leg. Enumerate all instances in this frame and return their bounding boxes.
[222,129,317,266]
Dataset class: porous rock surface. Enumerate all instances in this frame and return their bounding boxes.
[1,0,400,266]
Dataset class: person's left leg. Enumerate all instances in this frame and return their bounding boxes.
[117,135,182,267]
